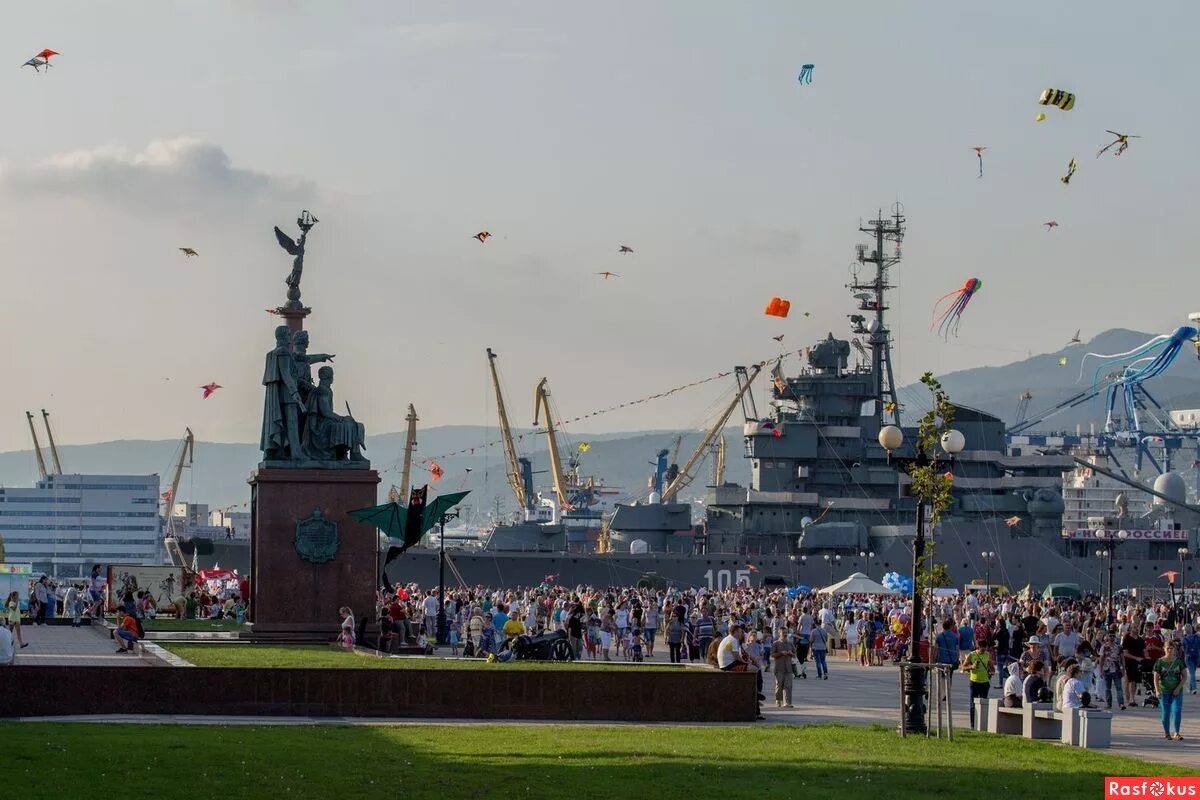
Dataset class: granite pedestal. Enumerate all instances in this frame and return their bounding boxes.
[249,467,380,640]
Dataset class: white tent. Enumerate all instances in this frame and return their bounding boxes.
[817,572,898,595]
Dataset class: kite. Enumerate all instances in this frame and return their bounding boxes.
[429,461,444,482]
[473,231,491,243]
[930,277,982,338]
[179,247,198,257]
[1038,88,1075,112]
[972,146,987,178]
[772,334,785,342]
[618,245,634,254]
[764,296,791,318]
[1080,326,1199,431]
[797,64,814,84]
[37,49,59,63]
[1035,113,1047,122]
[577,442,591,453]
[200,383,222,399]
[266,308,280,316]
[1060,158,1078,185]
[21,57,46,72]
[1068,329,1081,344]
[596,271,619,280]
[1096,130,1141,158]
[1005,516,1021,528]
[1043,221,1058,230]
[1058,357,1069,366]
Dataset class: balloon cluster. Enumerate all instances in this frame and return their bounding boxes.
[881,572,914,595]
[786,586,813,599]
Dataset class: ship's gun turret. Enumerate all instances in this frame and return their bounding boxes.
[808,334,850,374]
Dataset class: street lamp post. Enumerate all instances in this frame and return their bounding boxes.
[879,421,965,735]
[824,553,842,585]
[1098,528,1129,623]
[1178,547,1191,611]
[435,509,460,645]
[1096,548,1109,602]
[981,551,995,594]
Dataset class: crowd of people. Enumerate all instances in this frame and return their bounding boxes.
[367,581,1199,733]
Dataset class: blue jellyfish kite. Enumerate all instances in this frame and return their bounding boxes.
[797,64,814,84]
[930,277,982,338]
[1080,326,1198,432]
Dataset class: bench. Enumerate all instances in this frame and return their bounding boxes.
[980,699,1111,748]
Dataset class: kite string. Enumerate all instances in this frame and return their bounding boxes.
[378,352,794,477]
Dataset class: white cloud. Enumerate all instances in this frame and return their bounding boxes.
[0,138,313,208]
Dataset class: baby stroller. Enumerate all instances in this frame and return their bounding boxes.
[1137,661,1159,708]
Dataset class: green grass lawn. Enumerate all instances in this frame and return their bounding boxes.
[162,643,680,671]
[2,723,1192,800]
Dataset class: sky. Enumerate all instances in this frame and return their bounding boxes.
[3,1,1198,453]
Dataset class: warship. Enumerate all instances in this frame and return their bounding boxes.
[387,207,1199,592]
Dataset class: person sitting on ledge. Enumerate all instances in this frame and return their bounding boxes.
[114,609,142,655]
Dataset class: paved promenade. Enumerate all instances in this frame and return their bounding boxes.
[10,623,164,667]
[5,631,1195,767]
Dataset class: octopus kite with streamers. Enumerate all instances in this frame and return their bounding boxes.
[931,277,982,338]
[1079,325,1199,431]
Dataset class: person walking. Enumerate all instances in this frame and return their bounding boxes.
[5,592,27,649]
[33,576,49,625]
[963,636,994,728]
[1153,639,1187,741]
[665,614,684,663]
[1182,624,1200,695]
[1099,632,1127,710]
[810,620,829,680]
[771,627,795,707]
[696,609,715,664]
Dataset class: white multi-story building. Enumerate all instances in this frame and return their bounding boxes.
[1062,451,1151,538]
[0,474,160,580]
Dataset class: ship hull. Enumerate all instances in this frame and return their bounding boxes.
[385,523,1179,594]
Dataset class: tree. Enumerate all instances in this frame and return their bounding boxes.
[907,372,957,595]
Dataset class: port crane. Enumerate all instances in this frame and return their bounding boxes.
[487,348,535,516]
[662,364,762,502]
[25,411,49,480]
[162,428,195,568]
[533,377,571,511]
[41,410,64,474]
[398,404,418,500]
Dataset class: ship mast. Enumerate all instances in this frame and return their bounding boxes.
[850,205,904,425]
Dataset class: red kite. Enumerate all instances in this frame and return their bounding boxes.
[430,461,444,481]
[764,297,791,318]
[37,49,59,61]
[201,382,222,399]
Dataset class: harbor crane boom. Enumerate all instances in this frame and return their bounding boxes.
[533,377,570,510]
[399,404,418,500]
[663,363,763,502]
[25,411,48,481]
[487,348,530,511]
[164,428,194,536]
[41,410,64,475]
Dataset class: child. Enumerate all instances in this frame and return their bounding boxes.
[449,621,461,656]
[628,628,645,662]
[586,613,600,660]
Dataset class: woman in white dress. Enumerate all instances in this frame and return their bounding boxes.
[845,610,861,662]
